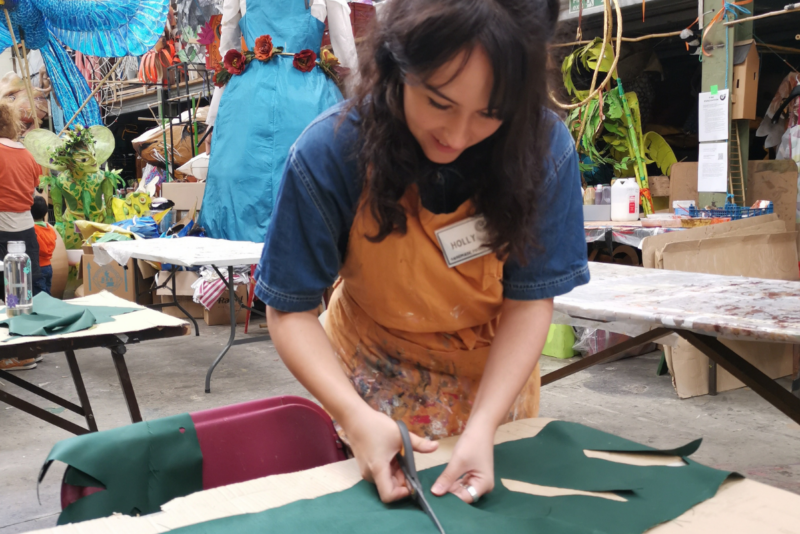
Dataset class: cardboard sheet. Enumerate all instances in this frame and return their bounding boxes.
[27,418,800,534]
[660,232,799,280]
[0,292,187,347]
[166,422,731,534]
[746,160,799,225]
[641,214,782,268]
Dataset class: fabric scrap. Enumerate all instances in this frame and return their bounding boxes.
[40,413,203,525]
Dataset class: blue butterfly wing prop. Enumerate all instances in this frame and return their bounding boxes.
[0,24,11,55]
[40,33,103,127]
[30,0,169,57]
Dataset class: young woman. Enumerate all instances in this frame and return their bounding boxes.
[256,0,588,506]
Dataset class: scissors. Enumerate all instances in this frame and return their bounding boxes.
[396,421,447,534]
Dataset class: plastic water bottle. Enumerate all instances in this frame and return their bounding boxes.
[4,241,33,317]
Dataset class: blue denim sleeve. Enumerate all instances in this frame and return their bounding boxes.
[502,118,590,300]
[254,106,362,312]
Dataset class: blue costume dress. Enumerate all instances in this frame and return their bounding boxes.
[200,0,342,242]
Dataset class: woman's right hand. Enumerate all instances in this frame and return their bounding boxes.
[344,408,438,503]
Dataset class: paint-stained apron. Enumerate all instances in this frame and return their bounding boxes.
[325,185,540,439]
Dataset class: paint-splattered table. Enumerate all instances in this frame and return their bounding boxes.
[549,263,800,424]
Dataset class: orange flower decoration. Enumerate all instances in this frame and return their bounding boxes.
[254,35,274,61]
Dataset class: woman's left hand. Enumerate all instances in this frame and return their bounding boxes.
[430,423,495,503]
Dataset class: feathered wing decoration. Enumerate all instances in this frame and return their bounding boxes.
[0,23,12,54]
[30,0,169,57]
[40,32,103,127]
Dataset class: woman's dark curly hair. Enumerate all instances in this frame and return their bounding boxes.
[350,0,560,261]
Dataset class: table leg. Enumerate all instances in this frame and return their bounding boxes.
[792,345,800,398]
[0,390,89,435]
[205,265,236,394]
[110,345,143,423]
[542,328,672,386]
[708,360,718,396]
[169,266,200,336]
[677,332,800,426]
[64,350,98,432]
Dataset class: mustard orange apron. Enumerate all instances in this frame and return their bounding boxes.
[325,185,540,439]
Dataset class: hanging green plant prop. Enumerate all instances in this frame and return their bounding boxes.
[562,38,678,216]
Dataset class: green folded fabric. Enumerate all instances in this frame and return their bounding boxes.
[0,293,139,338]
[173,421,731,534]
[40,413,203,525]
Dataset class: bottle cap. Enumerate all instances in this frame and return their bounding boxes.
[7,241,25,254]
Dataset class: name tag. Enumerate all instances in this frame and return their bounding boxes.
[435,216,492,268]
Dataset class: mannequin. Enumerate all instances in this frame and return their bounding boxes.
[199,0,358,242]
[206,0,357,127]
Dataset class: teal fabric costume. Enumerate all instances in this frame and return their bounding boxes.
[199,0,342,242]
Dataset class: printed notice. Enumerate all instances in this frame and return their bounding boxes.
[435,216,492,268]
[698,89,730,142]
[698,142,728,193]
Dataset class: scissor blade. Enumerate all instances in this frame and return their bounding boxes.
[417,491,447,534]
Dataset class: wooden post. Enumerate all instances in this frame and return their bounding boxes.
[19,39,40,129]
[699,0,735,209]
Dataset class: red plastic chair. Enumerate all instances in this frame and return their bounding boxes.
[62,396,346,509]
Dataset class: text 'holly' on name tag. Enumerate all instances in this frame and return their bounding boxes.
[435,216,492,268]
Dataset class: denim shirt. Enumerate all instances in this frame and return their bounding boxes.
[255,102,589,313]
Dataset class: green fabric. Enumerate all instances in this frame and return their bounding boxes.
[542,324,578,359]
[41,413,203,525]
[173,422,730,534]
[0,293,138,338]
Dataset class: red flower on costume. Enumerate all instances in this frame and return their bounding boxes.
[293,49,317,73]
[223,49,246,75]
[254,35,274,61]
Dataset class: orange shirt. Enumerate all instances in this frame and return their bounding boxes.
[34,222,57,267]
[0,144,41,213]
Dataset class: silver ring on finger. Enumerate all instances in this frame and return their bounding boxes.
[464,484,480,504]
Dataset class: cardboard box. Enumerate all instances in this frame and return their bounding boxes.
[83,253,153,304]
[732,39,759,121]
[203,285,248,326]
[154,293,205,319]
[746,160,799,225]
[155,271,204,319]
[651,219,799,398]
[161,182,205,211]
[649,176,670,197]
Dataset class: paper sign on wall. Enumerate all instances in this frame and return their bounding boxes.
[698,142,728,193]
[698,89,730,142]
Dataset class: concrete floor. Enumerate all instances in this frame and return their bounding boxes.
[1,325,798,533]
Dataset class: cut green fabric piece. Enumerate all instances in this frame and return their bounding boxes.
[0,293,139,338]
[173,421,731,534]
[39,413,203,525]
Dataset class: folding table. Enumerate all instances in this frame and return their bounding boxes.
[548,263,800,424]
[93,238,266,393]
[0,292,189,435]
